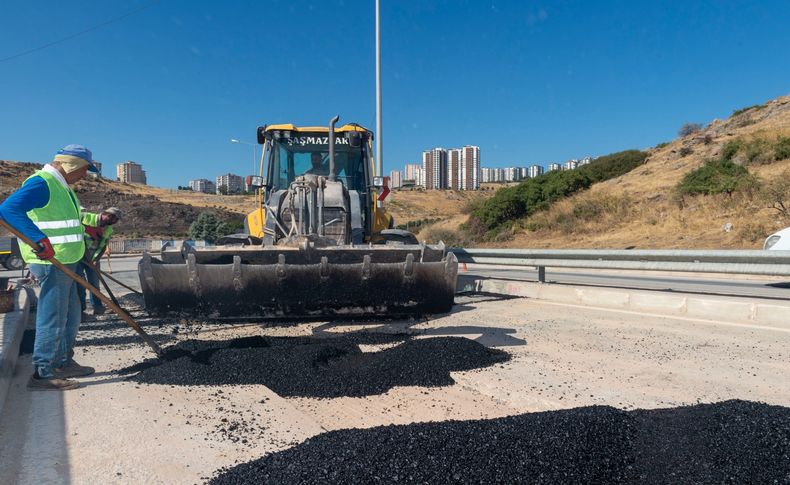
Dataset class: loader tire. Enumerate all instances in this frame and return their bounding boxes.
[380,229,418,245]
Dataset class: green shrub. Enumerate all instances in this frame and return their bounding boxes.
[676,159,758,197]
[720,136,790,165]
[775,136,790,161]
[468,150,647,239]
[396,217,441,232]
[732,104,765,117]
[743,138,773,165]
[189,212,244,243]
[720,139,743,162]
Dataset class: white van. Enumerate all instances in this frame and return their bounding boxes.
[764,226,790,250]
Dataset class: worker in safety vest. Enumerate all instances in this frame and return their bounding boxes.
[0,145,99,391]
[75,207,121,317]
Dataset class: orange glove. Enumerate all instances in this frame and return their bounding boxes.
[34,238,55,260]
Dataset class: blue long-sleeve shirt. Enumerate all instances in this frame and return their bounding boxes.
[0,176,50,242]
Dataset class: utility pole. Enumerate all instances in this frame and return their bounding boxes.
[375,0,383,177]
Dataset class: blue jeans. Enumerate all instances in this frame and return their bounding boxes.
[75,261,104,312]
[29,263,82,378]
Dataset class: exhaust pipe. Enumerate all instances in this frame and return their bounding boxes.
[328,115,339,182]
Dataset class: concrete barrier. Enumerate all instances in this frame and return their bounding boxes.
[0,287,31,414]
[457,275,790,330]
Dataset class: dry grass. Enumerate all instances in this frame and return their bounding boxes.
[434,94,790,249]
[387,188,496,226]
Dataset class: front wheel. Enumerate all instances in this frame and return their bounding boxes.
[3,254,24,271]
[379,229,419,245]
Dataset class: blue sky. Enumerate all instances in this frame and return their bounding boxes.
[1,0,789,188]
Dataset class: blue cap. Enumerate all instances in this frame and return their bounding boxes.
[56,144,99,173]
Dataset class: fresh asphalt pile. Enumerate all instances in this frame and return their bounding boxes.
[209,400,790,484]
[119,333,511,398]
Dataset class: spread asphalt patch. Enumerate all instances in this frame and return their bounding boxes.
[118,333,511,398]
[209,400,790,484]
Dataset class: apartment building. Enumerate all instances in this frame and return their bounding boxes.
[459,145,480,190]
[447,149,461,190]
[504,167,520,182]
[116,161,147,184]
[548,163,561,172]
[216,173,244,194]
[422,148,447,189]
[189,178,216,194]
[389,170,402,189]
[404,163,420,182]
[528,164,544,178]
[415,167,425,187]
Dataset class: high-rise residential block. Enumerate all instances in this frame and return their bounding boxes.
[548,163,561,172]
[189,178,216,194]
[389,170,402,188]
[215,173,244,194]
[404,163,420,182]
[564,160,578,171]
[447,149,461,190]
[505,167,521,182]
[116,161,147,184]
[459,145,480,190]
[415,167,425,187]
[422,148,447,189]
[528,164,544,178]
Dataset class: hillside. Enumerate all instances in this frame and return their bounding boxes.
[444,94,790,249]
[0,161,245,239]
[0,160,498,239]
[6,91,787,249]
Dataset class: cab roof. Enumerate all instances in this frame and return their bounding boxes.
[264,123,372,134]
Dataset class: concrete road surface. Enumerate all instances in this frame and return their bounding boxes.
[1,287,787,483]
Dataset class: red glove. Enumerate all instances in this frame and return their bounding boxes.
[34,238,55,260]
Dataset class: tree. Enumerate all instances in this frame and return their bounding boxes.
[759,170,790,222]
[678,123,703,137]
[217,184,229,195]
[189,212,221,243]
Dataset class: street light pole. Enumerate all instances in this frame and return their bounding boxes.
[375,0,383,177]
[230,138,257,176]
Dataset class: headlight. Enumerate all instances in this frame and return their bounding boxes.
[764,235,781,250]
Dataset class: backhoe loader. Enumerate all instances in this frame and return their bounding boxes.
[138,117,457,318]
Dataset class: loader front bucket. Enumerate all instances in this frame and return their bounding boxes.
[138,243,458,319]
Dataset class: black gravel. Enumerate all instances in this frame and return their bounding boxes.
[209,400,790,484]
[119,333,511,398]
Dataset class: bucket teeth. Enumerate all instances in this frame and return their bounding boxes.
[139,246,458,319]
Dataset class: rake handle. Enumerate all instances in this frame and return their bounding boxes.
[0,218,162,357]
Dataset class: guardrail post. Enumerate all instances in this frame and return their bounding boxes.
[537,266,546,283]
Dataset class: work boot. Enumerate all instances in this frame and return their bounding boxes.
[54,359,95,378]
[81,312,96,322]
[27,374,80,391]
[92,306,105,316]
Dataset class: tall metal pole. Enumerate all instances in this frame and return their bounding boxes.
[375,0,383,177]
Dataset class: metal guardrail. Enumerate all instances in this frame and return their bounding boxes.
[109,239,169,254]
[449,248,790,282]
[108,239,208,254]
[103,241,790,280]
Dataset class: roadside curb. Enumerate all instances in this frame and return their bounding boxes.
[457,275,790,330]
[0,287,31,415]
